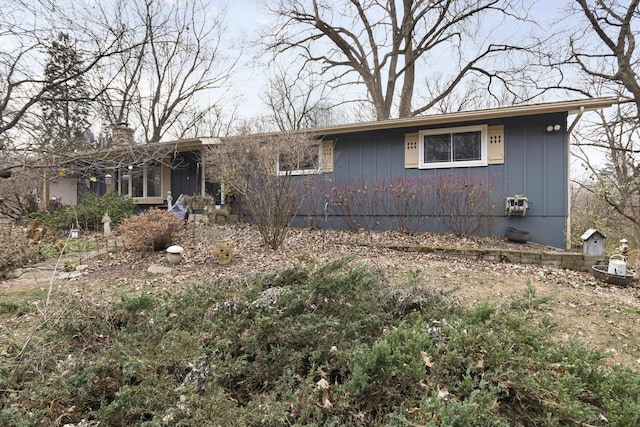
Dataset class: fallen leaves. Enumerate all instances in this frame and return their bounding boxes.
[5,223,640,367]
[421,351,434,368]
[315,378,332,409]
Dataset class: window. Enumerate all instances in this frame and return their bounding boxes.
[118,161,163,198]
[419,125,487,169]
[277,145,321,175]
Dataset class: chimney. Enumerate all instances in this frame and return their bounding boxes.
[111,122,135,146]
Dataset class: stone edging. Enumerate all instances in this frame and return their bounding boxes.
[384,244,605,272]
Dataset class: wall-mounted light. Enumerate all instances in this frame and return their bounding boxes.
[105,174,113,185]
[128,165,133,171]
[546,124,562,132]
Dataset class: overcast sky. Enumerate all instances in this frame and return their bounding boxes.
[223,0,575,121]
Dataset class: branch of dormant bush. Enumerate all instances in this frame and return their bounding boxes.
[204,131,319,249]
[15,231,75,362]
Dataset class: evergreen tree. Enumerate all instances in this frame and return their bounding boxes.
[40,32,91,153]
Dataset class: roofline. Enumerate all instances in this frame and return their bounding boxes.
[302,97,617,136]
[161,97,618,147]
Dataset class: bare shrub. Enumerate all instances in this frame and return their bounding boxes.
[432,173,499,237]
[378,176,433,234]
[330,179,383,230]
[0,225,40,278]
[204,131,320,250]
[329,176,432,233]
[299,179,333,228]
[0,170,39,221]
[118,208,185,251]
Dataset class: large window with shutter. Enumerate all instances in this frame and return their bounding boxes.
[419,125,487,169]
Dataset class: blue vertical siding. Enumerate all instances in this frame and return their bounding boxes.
[296,111,569,248]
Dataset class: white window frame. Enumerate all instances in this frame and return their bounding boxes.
[276,145,322,176]
[118,162,163,198]
[418,124,488,169]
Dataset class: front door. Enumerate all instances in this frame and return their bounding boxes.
[171,151,199,198]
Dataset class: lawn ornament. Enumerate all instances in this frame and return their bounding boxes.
[213,240,233,265]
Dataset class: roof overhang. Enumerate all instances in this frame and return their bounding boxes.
[303,97,618,136]
[97,97,618,152]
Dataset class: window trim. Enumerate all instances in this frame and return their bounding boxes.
[118,162,163,199]
[276,144,322,176]
[418,124,488,169]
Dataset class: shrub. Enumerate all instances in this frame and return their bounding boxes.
[205,130,320,250]
[0,225,40,278]
[0,170,39,221]
[432,172,500,237]
[4,259,640,426]
[328,174,497,235]
[378,176,433,233]
[330,178,383,230]
[75,192,135,231]
[32,192,135,232]
[118,208,185,251]
[30,204,75,231]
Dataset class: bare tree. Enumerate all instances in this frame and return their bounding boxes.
[0,1,128,156]
[261,61,337,130]
[204,130,321,249]
[556,1,640,240]
[573,105,640,231]
[567,0,640,115]
[172,104,239,139]
[260,0,532,120]
[91,0,237,144]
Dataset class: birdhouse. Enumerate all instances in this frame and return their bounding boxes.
[505,195,529,217]
[581,229,605,255]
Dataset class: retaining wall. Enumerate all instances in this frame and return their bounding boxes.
[386,245,605,272]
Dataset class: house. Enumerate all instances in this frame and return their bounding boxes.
[48,97,616,249]
[39,136,224,211]
[290,97,616,249]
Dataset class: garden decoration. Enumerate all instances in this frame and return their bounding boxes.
[592,250,637,287]
[102,212,112,238]
[166,245,184,265]
[213,240,232,265]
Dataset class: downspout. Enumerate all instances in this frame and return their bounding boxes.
[566,106,585,250]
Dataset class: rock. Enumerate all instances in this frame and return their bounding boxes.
[6,268,23,279]
[75,264,90,272]
[147,265,173,274]
[57,271,84,279]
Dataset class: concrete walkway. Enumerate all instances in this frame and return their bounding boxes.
[1,236,124,292]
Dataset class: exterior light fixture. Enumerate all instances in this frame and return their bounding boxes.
[105,174,113,185]
[554,124,561,131]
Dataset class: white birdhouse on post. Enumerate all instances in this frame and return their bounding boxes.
[581,229,605,255]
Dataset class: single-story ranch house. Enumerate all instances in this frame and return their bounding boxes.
[45,97,616,249]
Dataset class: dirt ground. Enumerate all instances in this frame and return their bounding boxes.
[2,223,640,367]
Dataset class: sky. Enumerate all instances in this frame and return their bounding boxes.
[224,0,271,119]
[223,0,577,121]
